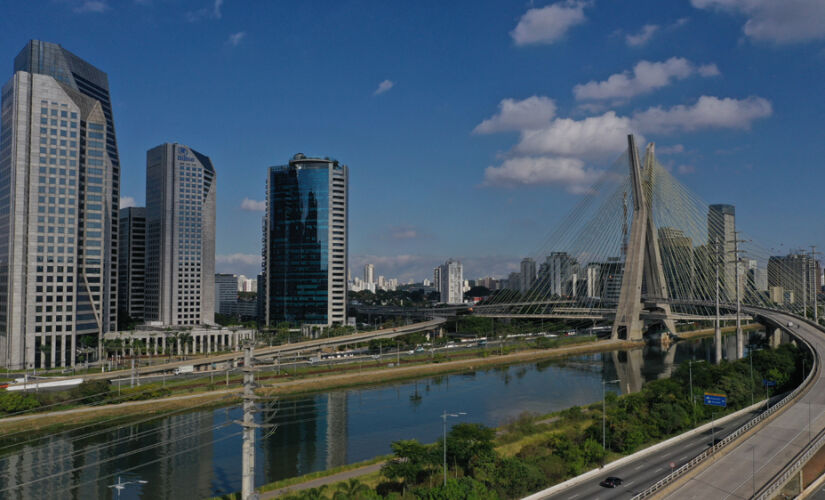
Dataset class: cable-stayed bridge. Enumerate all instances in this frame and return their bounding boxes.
[476,135,819,360]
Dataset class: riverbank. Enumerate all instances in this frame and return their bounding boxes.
[0,337,640,435]
[677,322,760,340]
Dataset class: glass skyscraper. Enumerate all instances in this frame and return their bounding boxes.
[263,154,347,327]
[0,41,120,369]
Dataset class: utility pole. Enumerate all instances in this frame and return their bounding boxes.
[728,233,748,359]
[241,344,256,500]
[713,236,722,364]
[810,246,820,324]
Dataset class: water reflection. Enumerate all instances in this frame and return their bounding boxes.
[0,329,794,499]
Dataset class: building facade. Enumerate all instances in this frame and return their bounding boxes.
[263,154,348,327]
[118,207,146,322]
[364,264,374,284]
[438,258,463,304]
[144,143,216,326]
[519,258,536,294]
[214,273,238,315]
[767,253,820,307]
[708,204,736,301]
[0,40,120,369]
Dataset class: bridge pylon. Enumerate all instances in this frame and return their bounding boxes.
[611,135,677,341]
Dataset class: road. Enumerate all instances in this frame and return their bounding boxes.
[666,310,825,499]
[543,406,769,500]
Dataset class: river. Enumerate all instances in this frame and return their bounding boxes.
[0,330,783,499]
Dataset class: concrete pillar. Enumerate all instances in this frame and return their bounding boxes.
[59,335,65,368]
[207,334,212,354]
[177,339,181,356]
[771,327,781,349]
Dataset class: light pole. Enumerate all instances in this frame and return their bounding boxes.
[108,476,147,500]
[441,410,466,486]
[689,361,694,426]
[602,379,620,451]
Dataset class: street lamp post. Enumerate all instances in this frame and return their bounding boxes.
[602,379,620,451]
[441,410,466,486]
[108,476,148,500]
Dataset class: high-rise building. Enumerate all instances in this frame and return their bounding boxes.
[599,258,624,303]
[144,143,216,326]
[364,264,374,284]
[540,252,578,297]
[433,266,442,293]
[658,227,693,300]
[519,258,536,294]
[0,41,120,369]
[708,204,736,301]
[118,207,146,322]
[767,253,820,307]
[438,259,463,304]
[215,273,238,315]
[263,154,348,327]
[585,263,601,298]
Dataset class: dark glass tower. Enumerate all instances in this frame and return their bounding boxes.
[263,154,347,327]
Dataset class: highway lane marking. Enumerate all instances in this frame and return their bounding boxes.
[634,464,645,470]
[679,455,688,460]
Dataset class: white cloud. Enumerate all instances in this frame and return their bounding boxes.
[216,253,261,277]
[240,197,265,211]
[374,80,395,95]
[186,0,224,22]
[473,96,557,134]
[515,111,639,160]
[632,95,772,133]
[573,57,720,101]
[626,24,660,46]
[483,156,600,193]
[227,31,246,47]
[657,144,685,154]
[119,196,136,209]
[388,225,420,240]
[510,1,588,46]
[74,0,108,12]
[677,164,696,174]
[691,0,825,44]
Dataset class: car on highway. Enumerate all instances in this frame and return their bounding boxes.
[599,476,623,488]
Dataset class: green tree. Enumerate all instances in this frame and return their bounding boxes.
[381,439,436,489]
[332,479,371,500]
[444,423,496,473]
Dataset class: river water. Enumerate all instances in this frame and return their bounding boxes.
[0,330,781,499]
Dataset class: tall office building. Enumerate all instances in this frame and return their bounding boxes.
[364,263,374,284]
[433,266,441,293]
[541,252,578,297]
[658,227,693,300]
[214,273,238,315]
[0,41,120,369]
[263,154,348,327]
[144,143,216,326]
[118,207,146,322]
[438,259,464,304]
[519,257,536,294]
[708,204,736,301]
[767,253,820,307]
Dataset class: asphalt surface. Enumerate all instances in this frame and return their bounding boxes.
[667,311,825,499]
[543,407,766,500]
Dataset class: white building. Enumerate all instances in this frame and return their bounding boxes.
[144,143,216,327]
[0,41,120,369]
[364,263,374,284]
[438,259,464,304]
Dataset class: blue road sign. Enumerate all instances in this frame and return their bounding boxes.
[763,379,777,387]
[704,392,727,407]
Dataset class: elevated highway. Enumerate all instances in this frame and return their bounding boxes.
[6,317,446,387]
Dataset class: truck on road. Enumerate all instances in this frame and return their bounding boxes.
[174,365,194,375]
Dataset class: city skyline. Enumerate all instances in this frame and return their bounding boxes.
[2,1,824,282]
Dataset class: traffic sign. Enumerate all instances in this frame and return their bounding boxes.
[703,392,727,407]
[763,379,776,387]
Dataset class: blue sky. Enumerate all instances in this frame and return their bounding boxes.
[2,0,824,281]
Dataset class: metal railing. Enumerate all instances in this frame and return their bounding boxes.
[630,308,820,500]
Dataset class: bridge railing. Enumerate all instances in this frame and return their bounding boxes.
[629,307,820,500]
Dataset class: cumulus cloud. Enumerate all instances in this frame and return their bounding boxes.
[240,197,265,211]
[374,80,395,95]
[216,253,261,277]
[515,111,638,160]
[632,95,772,133]
[626,24,659,46]
[119,196,136,209]
[573,57,720,101]
[483,156,600,193]
[473,96,557,134]
[691,0,825,44]
[74,0,108,12]
[677,164,696,174]
[510,1,588,46]
[388,225,421,240]
[227,32,245,46]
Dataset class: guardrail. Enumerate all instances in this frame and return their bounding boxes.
[630,308,820,500]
